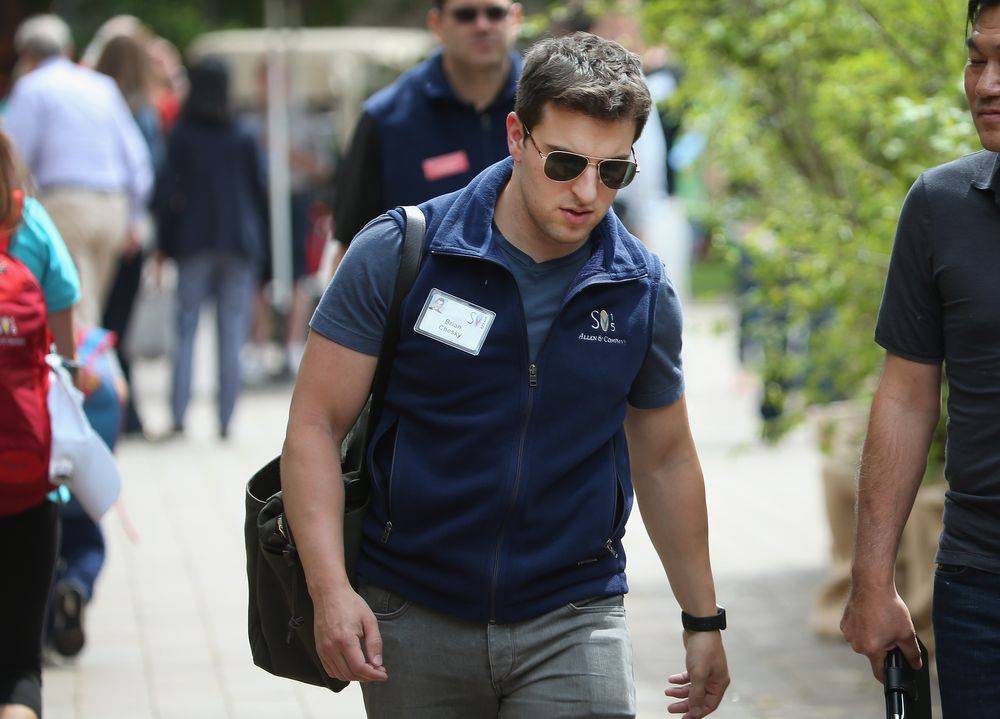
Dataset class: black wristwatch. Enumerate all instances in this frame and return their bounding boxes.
[681,605,726,632]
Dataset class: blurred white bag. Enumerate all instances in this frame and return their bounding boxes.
[46,355,121,521]
[124,257,177,360]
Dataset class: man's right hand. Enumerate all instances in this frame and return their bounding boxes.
[313,584,388,683]
[840,583,921,682]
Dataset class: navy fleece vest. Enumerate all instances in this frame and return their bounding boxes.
[358,158,663,623]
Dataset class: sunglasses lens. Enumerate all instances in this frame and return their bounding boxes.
[451,6,508,23]
[544,152,589,182]
[543,153,636,189]
[599,160,637,189]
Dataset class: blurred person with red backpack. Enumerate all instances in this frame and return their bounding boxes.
[0,130,80,719]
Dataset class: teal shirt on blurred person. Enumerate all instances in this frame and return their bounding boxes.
[10,195,81,312]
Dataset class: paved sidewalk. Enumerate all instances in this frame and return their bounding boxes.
[42,302,909,718]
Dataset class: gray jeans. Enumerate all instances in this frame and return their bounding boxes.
[359,581,635,719]
[170,250,256,432]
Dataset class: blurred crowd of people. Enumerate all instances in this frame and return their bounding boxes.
[0,12,336,718]
[2,12,341,440]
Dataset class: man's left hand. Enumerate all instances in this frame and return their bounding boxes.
[664,631,729,717]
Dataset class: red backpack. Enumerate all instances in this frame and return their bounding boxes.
[0,191,54,516]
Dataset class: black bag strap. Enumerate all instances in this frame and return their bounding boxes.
[356,205,426,469]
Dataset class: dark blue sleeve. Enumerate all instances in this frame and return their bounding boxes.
[628,266,685,409]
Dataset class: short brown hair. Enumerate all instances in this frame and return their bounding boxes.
[514,32,651,142]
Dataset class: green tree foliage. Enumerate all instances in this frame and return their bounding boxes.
[643,0,977,437]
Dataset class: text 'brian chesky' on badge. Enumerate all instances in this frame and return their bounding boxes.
[414,288,496,356]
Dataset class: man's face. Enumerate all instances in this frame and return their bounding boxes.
[506,105,637,260]
[430,1,521,70]
[966,5,1000,151]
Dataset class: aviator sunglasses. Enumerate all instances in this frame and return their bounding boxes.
[523,127,639,190]
[448,4,510,23]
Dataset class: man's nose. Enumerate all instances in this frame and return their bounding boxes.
[570,165,600,203]
[979,60,1000,97]
[473,11,494,31]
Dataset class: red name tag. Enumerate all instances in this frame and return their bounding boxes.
[422,150,471,182]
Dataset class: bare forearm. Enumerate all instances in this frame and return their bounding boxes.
[280,423,352,597]
[280,333,378,599]
[627,398,718,615]
[852,389,938,586]
[840,355,939,678]
[635,452,717,616]
[47,307,76,360]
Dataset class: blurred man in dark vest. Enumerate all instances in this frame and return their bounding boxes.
[333,1,522,248]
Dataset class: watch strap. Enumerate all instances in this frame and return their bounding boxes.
[681,606,726,632]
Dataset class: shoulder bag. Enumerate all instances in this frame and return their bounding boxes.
[244,205,425,691]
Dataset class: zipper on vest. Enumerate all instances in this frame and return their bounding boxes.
[382,425,402,543]
[577,539,621,566]
[490,367,536,621]
[605,439,626,559]
[605,539,619,559]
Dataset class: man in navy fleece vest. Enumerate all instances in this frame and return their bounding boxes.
[283,32,730,719]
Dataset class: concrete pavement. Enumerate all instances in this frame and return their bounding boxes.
[42,301,918,718]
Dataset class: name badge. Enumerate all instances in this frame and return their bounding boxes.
[415,289,495,356]
[422,150,471,181]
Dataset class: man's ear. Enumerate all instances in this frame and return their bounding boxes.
[427,7,443,41]
[507,3,525,34]
[508,3,524,33]
[506,112,525,161]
